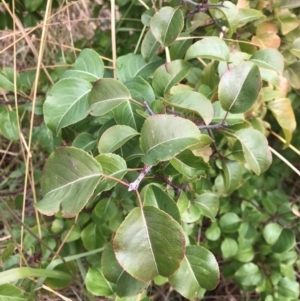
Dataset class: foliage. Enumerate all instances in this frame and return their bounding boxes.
[0,0,300,300]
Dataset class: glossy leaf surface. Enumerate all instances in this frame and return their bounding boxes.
[185,37,229,61]
[44,78,92,134]
[150,7,184,47]
[113,206,185,282]
[89,79,131,116]
[219,62,261,113]
[140,115,201,165]
[35,147,102,217]
[234,129,272,175]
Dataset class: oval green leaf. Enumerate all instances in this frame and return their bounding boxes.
[222,160,243,194]
[98,125,139,153]
[89,78,131,116]
[166,91,214,125]
[234,263,262,287]
[35,147,102,217]
[61,49,104,81]
[185,37,229,61]
[150,6,184,47]
[219,62,261,114]
[250,49,284,74]
[152,60,191,96]
[234,128,272,175]
[44,78,92,134]
[0,110,19,141]
[141,30,160,62]
[169,245,219,299]
[113,206,185,282]
[194,192,219,222]
[141,184,181,223]
[140,115,201,166]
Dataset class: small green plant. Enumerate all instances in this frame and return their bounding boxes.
[1,0,300,300]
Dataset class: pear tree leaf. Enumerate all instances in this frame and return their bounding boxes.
[165,91,214,125]
[212,101,245,125]
[277,277,300,299]
[185,37,229,61]
[234,128,272,175]
[95,153,127,193]
[61,49,104,81]
[152,60,191,96]
[72,133,96,152]
[218,62,261,114]
[170,149,209,179]
[113,206,185,282]
[102,242,150,297]
[169,246,219,299]
[116,54,164,82]
[89,79,131,116]
[222,160,243,194]
[267,98,296,147]
[250,49,284,74]
[98,125,139,153]
[141,184,181,223]
[44,78,92,134]
[194,192,219,222]
[150,6,184,47]
[238,9,265,27]
[141,30,160,62]
[86,266,115,297]
[140,115,201,166]
[35,147,102,218]
[234,263,262,287]
[0,110,19,141]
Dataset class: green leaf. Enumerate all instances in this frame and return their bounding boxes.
[152,60,191,96]
[284,61,300,89]
[0,284,27,301]
[85,267,115,296]
[212,1,239,38]
[89,78,131,116]
[0,267,71,285]
[150,7,184,47]
[92,198,118,225]
[185,37,229,61]
[181,202,201,223]
[44,78,92,134]
[95,154,127,193]
[212,101,244,125]
[35,147,102,217]
[124,77,155,104]
[218,62,261,114]
[113,100,140,130]
[238,9,265,27]
[113,206,185,282]
[234,128,272,175]
[221,237,238,259]
[81,223,106,251]
[194,192,219,222]
[0,70,14,91]
[116,54,164,82]
[170,34,193,60]
[102,242,150,297]
[205,222,221,241]
[61,49,104,81]
[169,246,219,298]
[219,213,241,233]
[234,263,262,287]
[72,133,96,152]
[267,98,296,147]
[222,160,242,194]
[170,149,208,179]
[140,115,201,166]
[98,125,139,153]
[141,184,181,223]
[0,110,19,141]
[250,49,284,74]
[166,91,214,125]
[277,277,300,299]
[272,229,295,253]
[279,0,300,8]
[141,30,160,62]
[23,0,43,12]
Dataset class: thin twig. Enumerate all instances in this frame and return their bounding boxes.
[198,121,229,130]
[128,165,152,191]
[207,128,224,161]
[143,100,155,116]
